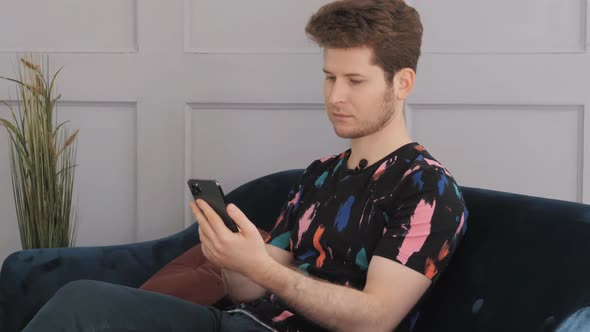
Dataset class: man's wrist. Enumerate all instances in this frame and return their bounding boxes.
[245,255,285,289]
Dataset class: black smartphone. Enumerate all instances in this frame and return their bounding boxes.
[187,179,239,233]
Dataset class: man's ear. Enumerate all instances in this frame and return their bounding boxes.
[393,68,416,100]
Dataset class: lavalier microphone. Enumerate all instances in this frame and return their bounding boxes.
[354,159,368,173]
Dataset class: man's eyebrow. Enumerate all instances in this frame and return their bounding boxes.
[322,69,366,78]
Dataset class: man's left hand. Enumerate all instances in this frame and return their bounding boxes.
[189,199,271,277]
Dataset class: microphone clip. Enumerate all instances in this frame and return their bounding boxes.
[354,159,368,173]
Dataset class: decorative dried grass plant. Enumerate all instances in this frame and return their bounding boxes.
[0,55,78,249]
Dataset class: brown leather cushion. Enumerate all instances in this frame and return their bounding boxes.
[139,228,269,308]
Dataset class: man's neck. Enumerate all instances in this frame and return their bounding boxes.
[347,116,413,170]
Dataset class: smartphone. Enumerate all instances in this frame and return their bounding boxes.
[187,179,239,233]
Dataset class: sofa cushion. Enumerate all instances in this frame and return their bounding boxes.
[139,229,269,307]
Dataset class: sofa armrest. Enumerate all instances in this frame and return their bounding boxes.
[0,223,199,332]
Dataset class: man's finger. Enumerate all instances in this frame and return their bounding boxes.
[196,199,230,236]
[189,201,207,225]
[191,201,217,241]
[227,203,257,234]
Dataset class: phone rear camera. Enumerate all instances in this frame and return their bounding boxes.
[191,183,201,195]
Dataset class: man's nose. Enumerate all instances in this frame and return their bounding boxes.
[328,81,348,105]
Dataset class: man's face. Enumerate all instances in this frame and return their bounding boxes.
[323,46,397,139]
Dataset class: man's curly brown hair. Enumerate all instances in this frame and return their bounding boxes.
[305,0,423,84]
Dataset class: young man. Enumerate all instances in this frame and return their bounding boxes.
[23,1,467,331]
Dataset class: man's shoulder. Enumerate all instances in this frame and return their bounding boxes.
[405,149,458,181]
[377,145,456,177]
[371,145,463,200]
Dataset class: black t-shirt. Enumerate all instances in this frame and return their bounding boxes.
[239,142,468,331]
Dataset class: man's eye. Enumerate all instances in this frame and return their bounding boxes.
[325,77,335,81]
[350,80,363,85]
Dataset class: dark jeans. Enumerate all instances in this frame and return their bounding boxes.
[22,280,271,332]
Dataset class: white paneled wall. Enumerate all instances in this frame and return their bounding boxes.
[184,103,347,227]
[0,0,138,53]
[414,0,587,53]
[184,0,329,53]
[1,0,589,263]
[408,104,584,202]
[57,102,138,246]
[407,0,590,206]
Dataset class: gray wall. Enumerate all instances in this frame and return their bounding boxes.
[0,0,588,263]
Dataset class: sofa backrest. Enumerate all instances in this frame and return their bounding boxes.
[414,187,590,332]
[229,170,590,331]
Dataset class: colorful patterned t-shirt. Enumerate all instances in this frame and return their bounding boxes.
[240,142,468,331]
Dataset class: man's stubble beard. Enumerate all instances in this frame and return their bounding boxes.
[331,89,397,139]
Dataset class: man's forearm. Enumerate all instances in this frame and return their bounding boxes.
[250,260,385,332]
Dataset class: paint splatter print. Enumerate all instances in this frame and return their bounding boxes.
[246,142,468,331]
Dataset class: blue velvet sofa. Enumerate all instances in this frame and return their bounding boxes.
[1,169,589,331]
